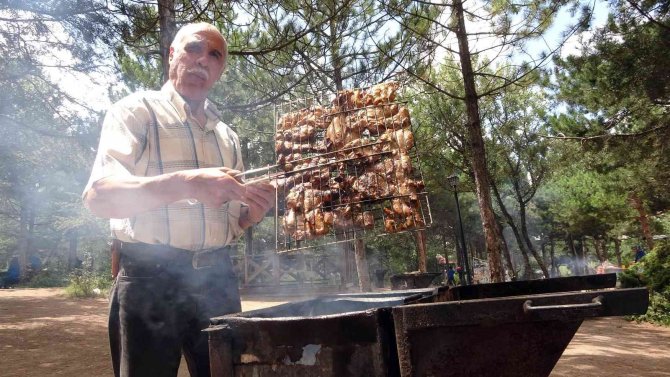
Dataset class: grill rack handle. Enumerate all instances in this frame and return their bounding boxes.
[523,295,604,314]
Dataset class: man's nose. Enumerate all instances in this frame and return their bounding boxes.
[196,52,209,67]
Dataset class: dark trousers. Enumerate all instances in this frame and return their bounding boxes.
[108,242,241,377]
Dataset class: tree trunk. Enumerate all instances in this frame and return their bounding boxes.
[244,227,253,287]
[567,235,578,276]
[17,205,30,280]
[577,237,587,275]
[68,234,79,270]
[453,0,505,282]
[354,239,371,292]
[628,191,654,251]
[329,14,343,91]
[613,237,623,267]
[519,204,549,277]
[549,239,558,277]
[491,182,530,279]
[415,231,427,273]
[593,237,607,263]
[496,219,516,281]
[157,0,176,84]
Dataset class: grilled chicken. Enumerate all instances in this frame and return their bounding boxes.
[332,82,400,110]
[380,128,414,154]
[277,82,427,240]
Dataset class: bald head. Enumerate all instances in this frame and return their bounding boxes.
[171,23,228,68]
[168,23,228,104]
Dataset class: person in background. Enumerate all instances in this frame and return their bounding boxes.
[634,246,646,263]
[82,23,275,377]
[1,256,20,288]
[446,265,456,286]
[436,254,446,283]
[456,265,465,285]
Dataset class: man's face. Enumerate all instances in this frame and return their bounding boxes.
[169,28,226,103]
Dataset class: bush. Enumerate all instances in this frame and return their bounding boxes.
[24,268,69,288]
[620,240,670,326]
[65,270,113,298]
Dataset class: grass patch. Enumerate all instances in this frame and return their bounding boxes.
[65,270,113,298]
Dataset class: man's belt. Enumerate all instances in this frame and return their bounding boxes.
[118,241,233,270]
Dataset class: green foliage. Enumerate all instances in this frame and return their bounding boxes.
[23,269,69,288]
[65,270,113,298]
[538,166,633,237]
[620,240,670,326]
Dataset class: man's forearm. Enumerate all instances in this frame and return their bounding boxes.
[84,173,188,219]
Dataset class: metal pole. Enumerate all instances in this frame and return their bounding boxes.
[453,190,472,285]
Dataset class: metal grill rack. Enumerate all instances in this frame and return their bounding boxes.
[271,83,432,253]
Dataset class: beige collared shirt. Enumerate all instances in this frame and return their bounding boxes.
[84,82,246,251]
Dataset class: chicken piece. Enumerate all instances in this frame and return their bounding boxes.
[303,189,335,212]
[384,217,397,233]
[348,112,368,132]
[332,89,364,110]
[305,208,331,236]
[292,229,307,240]
[277,152,303,171]
[370,158,395,178]
[400,214,416,230]
[365,103,399,123]
[277,111,301,130]
[308,168,332,189]
[332,205,354,229]
[332,90,352,109]
[308,106,330,129]
[352,170,391,199]
[398,179,425,200]
[275,139,284,154]
[282,124,316,141]
[285,183,312,210]
[399,153,413,172]
[368,81,400,105]
[326,114,361,149]
[287,140,328,154]
[331,82,399,110]
[285,189,303,210]
[413,202,426,228]
[353,211,375,229]
[391,198,413,217]
[380,107,411,131]
[282,208,307,239]
[370,154,413,182]
[363,211,375,228]
[371,156,410,178]
[338,139,377,160]
[326,114,344,146]
[380,128,414,153]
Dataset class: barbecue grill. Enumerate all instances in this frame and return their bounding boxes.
[207,274,648,377]
[258,83,432,253]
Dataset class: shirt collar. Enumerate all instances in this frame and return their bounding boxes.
[161,81,221,131]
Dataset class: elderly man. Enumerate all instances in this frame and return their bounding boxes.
[83,23,275,377]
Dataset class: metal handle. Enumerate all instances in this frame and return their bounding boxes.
[523,295,604,314]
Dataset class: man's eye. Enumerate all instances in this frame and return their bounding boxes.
[185,44,203,53]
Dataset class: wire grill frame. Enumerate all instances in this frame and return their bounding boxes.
[271,84,433,253]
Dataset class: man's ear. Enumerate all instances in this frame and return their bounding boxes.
[168,46,174,63]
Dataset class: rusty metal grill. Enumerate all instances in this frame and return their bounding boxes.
[268,83,432,252]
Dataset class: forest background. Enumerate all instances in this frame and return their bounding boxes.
[1,0,668,322]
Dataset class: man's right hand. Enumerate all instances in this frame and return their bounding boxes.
[180,167,246,207]
[84,167,247,219]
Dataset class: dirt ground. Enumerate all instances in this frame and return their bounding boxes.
[1,288,669,377]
